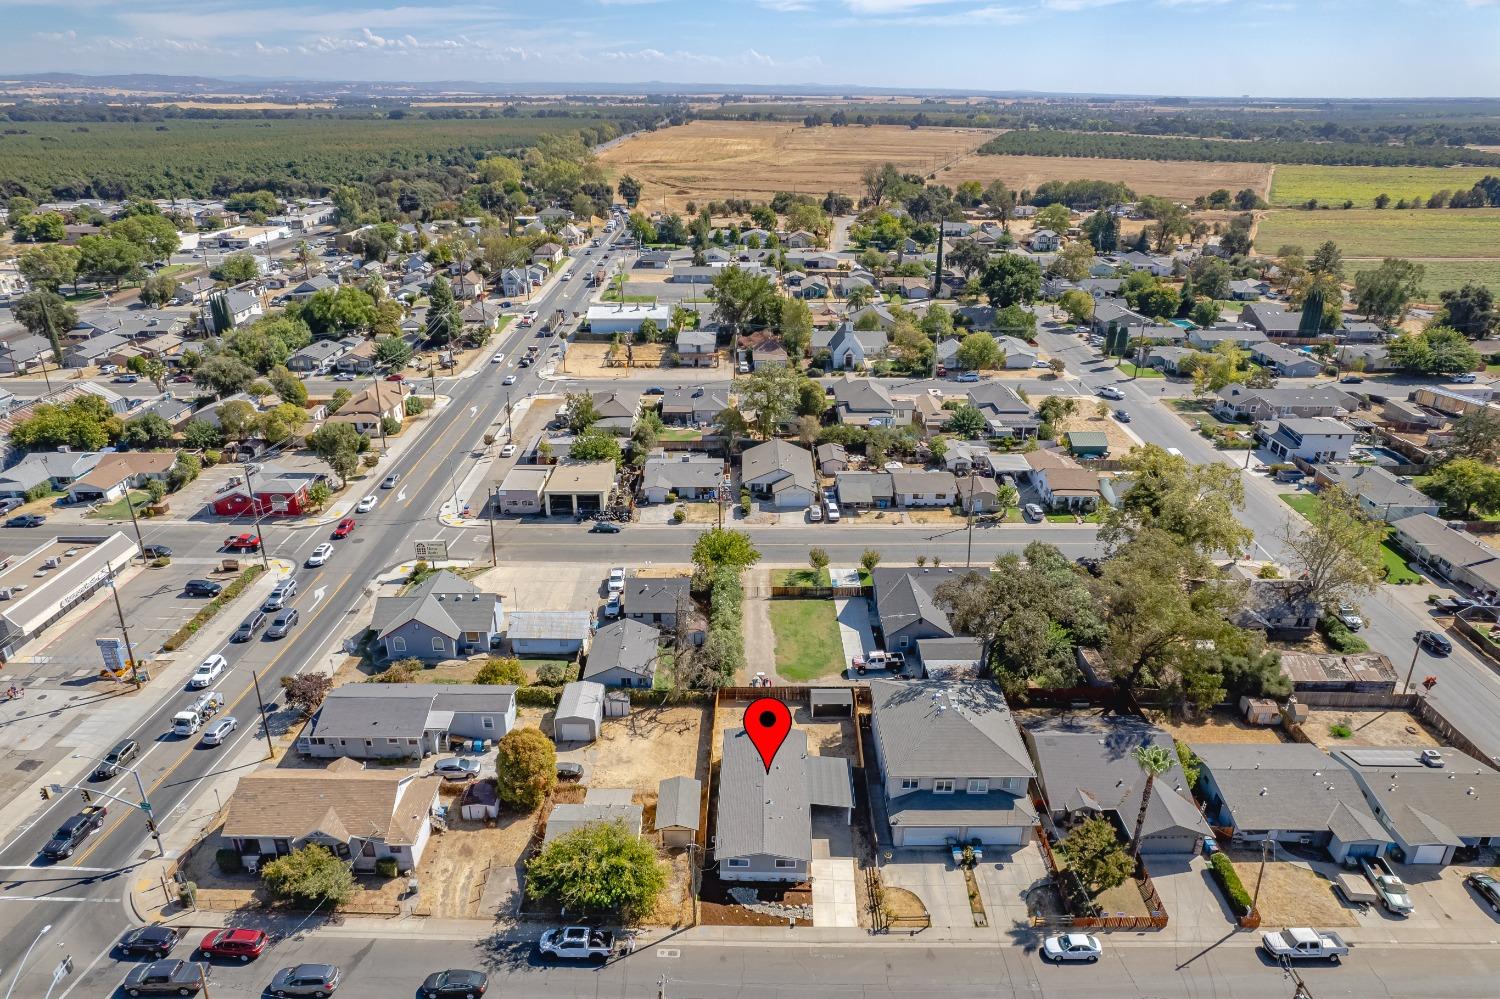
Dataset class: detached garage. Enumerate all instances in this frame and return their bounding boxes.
[555,681,604,743]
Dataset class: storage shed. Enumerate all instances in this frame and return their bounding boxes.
[655,776,702,849]
[458,779,499,821]
[554,681,605,743]
[810,687,853,718]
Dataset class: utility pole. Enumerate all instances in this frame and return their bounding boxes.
[964,476,976,569]
[251,668,274,760]
[241,463,272,571]
[106,567,142,692]
[372,373,389,454]
[1402,643,1424,695]
[123,486,147,553]
[1249,837,1271,917]
[488,488,500,567]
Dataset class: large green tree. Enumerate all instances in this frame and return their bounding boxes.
[1353,258,1425,324]
[691,527,761,575]
[496,726,556,810]
[1277,485,1386,608]
[1421,459,1500,519]
[979,254,1041,308]
[1439,283,1498,340]
[735,362,802,439]
[526,819,667,920]
[13,290,76,366]
[18,244,79,293]
[1057,816,1135,896]
[306,422,363,483]
[710,265,781,335]
[261,845,354,908]
[1099,444,1252,558]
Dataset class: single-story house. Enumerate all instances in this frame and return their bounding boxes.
[660,387,727,427]
[1239,302,1304,337]
[656,776,701,848]
[1215,385,1357,423]
[1313,464,1440,523]
[554,681,605,742]
[740,440,816,509]
[870,680,1036,848]
[872,566,989,650]
[890,469,958,508]
[944,442,992,475]
[587,304,672,336]
[1278,650,1398,695]
[623,574,692,631]
[286,337,356,373]
[1065,431,1111,459]
[815,442,849,476]
[586,389,642,436]
[1253,343,1323,378]
[1390,514,1500,600]
[495,465,550,516]
[222,758,440,873]
[956,476,1002,514]
[326,381,407,437]
[714,726,852,881]
[1333,746,1500,865]
[1225,566,1319,639]
[833,470,895,511]
[298,685,517,761]
[65,452,176,503]
[210,469,320,517]
[372,571,504,662]
[641,452,722,504]
[334,338,379,374]
[508,610,592,657]
[1194,743,1392,864]
[965,384,1039,438]
[995,336,1039,369]
[582,618,659,688]
[831,376,914,428]
[1023,715,1210,855]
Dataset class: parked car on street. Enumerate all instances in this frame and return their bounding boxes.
[1042,933,1102,963]
[121,959,210,996]
[589,521,622,534]
[1261,927,1348,962]
[420,969,488,999]
[6,514,46,527]
[538,926,615,963]
[1416,629,1453,656]
[197,928,268,962]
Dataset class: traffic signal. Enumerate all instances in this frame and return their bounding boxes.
[79,789,92,804]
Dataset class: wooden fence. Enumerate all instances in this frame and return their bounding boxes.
[769,585,868,599]
[715,685,873,706]
[1032,824,1168,931]
[1290,691,1418,710]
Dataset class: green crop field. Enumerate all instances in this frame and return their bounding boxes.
[1270,165,1498,208]
[0,115,630,200]
[1254,209,1500,260]
[1348,259,1500,296]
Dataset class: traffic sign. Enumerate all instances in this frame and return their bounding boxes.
[414,540,449,562]
[97,637,128,674]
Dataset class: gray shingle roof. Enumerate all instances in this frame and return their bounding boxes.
[623,575,690,616]
[1334,746,1500,844]
[372,571,498,641]
[582,618,659,682]
[872,567,987,640]
[656,776,701,831]
[1318,464,1435,511]
[1193,743,1385,841]
[870,679,1032,779]
[308,684,515,742]
[715,728,851,863]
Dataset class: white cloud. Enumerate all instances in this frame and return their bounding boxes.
[755,0,814,9]
[842,0,958,11]
[1041,0,1129,10]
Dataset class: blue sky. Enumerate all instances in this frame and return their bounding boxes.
[4,0,1500,97]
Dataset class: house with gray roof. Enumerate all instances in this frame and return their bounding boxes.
[833,470,894,510]
[1139,345,1198,374]
[508,611,592,656]
[286,337,357,373]
[0,334,53,374]
[656,776,701,848]
[582,618,659,688]
[890,469,958,508]
[1259,416,1358,463]
[869,680,1035,848]
[641,451,722,504]
[587,389,642,436]
[830,376,912,427]
[1188,326,1268,350]
[1239,302,1304,336]
[1023,715,1210,855]
[1333,746,1500,865]
[371,571,504,662]
[659,386,727,426]
[740,439,816,509]
[714,727,852,881]
[1224,564,1319,639]
[1215,384,1357,423]
[965,383,1039,438]
[872,566,989,652]
[1313,464,1440,523]
[298,684,517,760]
[675,329,717,367]
[1390,514,1500,599]
[623,574,691,630]
[1252,342,1323,378]
[813,322,888,370]
[0,451,104,498]
[1193,743,1391,864]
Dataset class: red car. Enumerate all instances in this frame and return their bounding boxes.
[385,373,405,382]
[224,533,262,551]
[172,373,194,383]
[332,518,356,539]
[197,928,268,962]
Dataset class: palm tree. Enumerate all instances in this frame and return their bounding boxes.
[295,240,312,280]
[1129,745,1174,859]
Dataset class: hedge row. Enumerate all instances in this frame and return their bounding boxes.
[513,685,710,708]
[162,564,266,651]
[1209,852,1253,915]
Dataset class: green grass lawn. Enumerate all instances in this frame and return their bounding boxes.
[155,263,196,280]
[1045,510,1101,523]
[1117,362,1163,379]
[768,599,845,681]
[600,290,657,303]
[1269,165,1499,208]
[1380,539,1423,584]
[772,567,832,587]
[1278,493,1319,519]
[658,428,704,442]
[857,567,873,588]
[87,490,150,520]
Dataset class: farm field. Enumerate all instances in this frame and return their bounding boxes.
[1270,165,1498,208]
[599,120,987,211]
[1349,259,1500,298]
[936,153,1272,203]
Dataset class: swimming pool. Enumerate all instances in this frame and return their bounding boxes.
[1168,319,1194,330]
[1353,445,1409,465]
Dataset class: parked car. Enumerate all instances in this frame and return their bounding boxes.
[538,926,615,963]
[420,969,488,999]
[1024,503,1046,521]
[433,757,482,781]
[1433,596,1477,614]
[1041,933,1102,963]
[1453,373,1478,384]
[190,654,228,689]
[385,373,405,383]
[333,372,355,382]
[95,738,140,780]
[267,608,300,639]
[1337,605,1365,630]
[306,543,334,567]
[1416,629,1453,656]
[500,444,517,458]
[382,473,400,489]
[807,503,823,522]
[113,373,140,383]
[233,611,267,643]
[197,928,267,962]
[332,518,356,539]
[556,761,584,782]
[117,926,181,960]
[589,521,622,534]
[141,544,173,558]
[184,579,222,598]
[1113,409,1130,422]
[43,806,107,859]
[267,963,341,997]
[1362,856,1415,915]
[1261,927,1348,962]
[608,567,626,593]
[121,959,210,996]
[1340,375,1364,384]
[1465,872,1500,912]
[604,594,622,618]
[356,495,377,513]
[954,371,980,383]
[6,514,46,528]
[201,716,238,746]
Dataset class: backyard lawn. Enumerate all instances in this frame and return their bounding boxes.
[1282,494,1423,584]
[768,599,845,682]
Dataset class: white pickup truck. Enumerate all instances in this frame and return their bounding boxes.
[538,926,615,963]
[1361,857,1415,915]
[1261,927,1350,963]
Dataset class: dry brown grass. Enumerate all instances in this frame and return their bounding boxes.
[587,705,709,792]
[1148,709,1286,745]
[712,700,857,764]
[1057,410,1138,456]
[1300,709,1439,752]
[1229,855,1358,928]
[560,342,677,378]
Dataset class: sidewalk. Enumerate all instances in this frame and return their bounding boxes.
[439,394,542,525]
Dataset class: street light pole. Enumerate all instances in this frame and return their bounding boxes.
[3,923,52,999]
[251,668,274,761]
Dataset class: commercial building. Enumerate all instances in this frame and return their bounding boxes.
[0,533,137,660]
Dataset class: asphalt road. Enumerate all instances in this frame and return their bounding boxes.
[0,227,628,996]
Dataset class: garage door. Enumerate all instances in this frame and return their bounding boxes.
[897,827,960,847]
[555,722,594,743]
[1140,834,1201,855]
[1407,843,1450,865]
[965,826,1026,846]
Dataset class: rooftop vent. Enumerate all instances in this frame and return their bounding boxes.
[1420,749,1445,768]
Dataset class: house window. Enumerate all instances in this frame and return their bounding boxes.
[482,717,495,729]
[934,779,955,794]
[431,637,445,652]
[727,858,751,869]
[967,779,989,794]
[775,859,798,869]
[408,739,418,746]
[900,778,919,791]
[364,740,373,748]
[391,636,406,653]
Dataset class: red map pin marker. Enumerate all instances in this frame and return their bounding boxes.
[744,697,792,773]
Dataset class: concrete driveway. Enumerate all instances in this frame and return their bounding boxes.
[880,850,971,928]
[1146,854,1239,943]
[834,595,876,674]
[973,842,1051,931]
[810,811,859,927]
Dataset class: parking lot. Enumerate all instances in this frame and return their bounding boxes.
[475,562,609,614]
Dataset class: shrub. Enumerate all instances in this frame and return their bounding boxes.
[374,857,400,878]
[162,565,266,651]
[1256,564,1281,579]
[1209,852,1253,915]
[526,819,667,920]
[671,508,686,524]
[261,844,354,909]
[405,395,425,417]
[1320,615,1369,654]
[475,657,527,685]
[515,686,561,707]
[535,661,578,686]
[1330,722,1354,739]
[368,658,422,684]
[496,727,557,810]
[215,849,244,875]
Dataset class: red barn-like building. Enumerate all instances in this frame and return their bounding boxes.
[211,473,318,517]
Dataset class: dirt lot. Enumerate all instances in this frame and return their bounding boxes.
[1229,853,1357,928]
[1057,409,1138,456]
[585,704,710,792]
[1299,709,1439,752]
[473,563,605,612]
[599,120,990,212]
[712,699,858,764]
[937,154,1274,203]
[560,341,685,379]
[1148,709,1286,745]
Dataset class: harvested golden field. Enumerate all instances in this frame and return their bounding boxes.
[936,154,1274,202]
[599,120,988,211]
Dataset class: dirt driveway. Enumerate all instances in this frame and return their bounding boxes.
[1299,709,1439,751]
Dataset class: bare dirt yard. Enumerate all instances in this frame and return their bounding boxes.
[1057,409,1138,456]
[1299,709,1440,752]
[1228,852,1357,928]
[587,704,711,792]
[1148,709,1286,746]
[599,120,990,212]
[937,154,1274,203]
[558,341,672,379]
[712,699,858,763]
